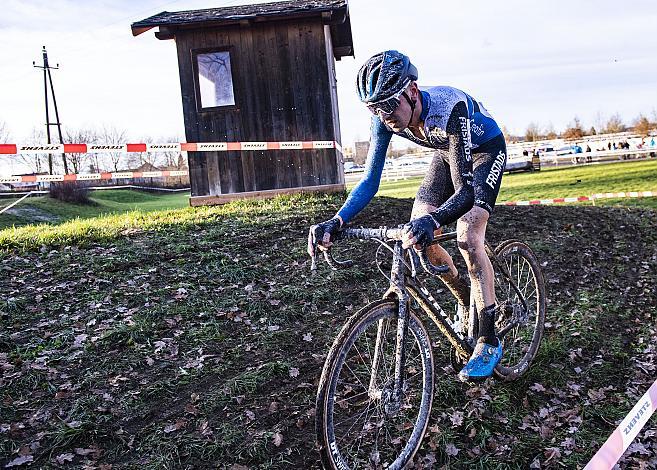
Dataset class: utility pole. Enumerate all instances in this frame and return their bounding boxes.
[33,46,68,174]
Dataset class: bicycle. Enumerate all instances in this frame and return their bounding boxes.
[310,226,546,469]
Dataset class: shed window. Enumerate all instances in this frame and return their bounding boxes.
[197,51,235,108]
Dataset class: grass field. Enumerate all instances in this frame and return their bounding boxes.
[0,189,190,229]
[2,158,656,230]
[1,193,656,468]
[372,158,657,209]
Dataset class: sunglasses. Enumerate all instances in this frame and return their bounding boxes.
[366,81,412,116]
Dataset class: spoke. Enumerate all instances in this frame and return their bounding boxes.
[336,400,373,441]
[344,361,368,392]
[353,343,372,382]
[334,389,371,406]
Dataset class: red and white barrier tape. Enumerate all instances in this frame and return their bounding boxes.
[0,140,341,155]
[1,170,188,184]
[585,379,657,469]
[499,191,655,206]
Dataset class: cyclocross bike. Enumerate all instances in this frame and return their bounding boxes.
[310,226,546,469]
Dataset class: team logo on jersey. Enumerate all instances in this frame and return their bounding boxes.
[458,117,473,163]
[471,122,485,137]
[486,150,507,189]
[428,126,447,140]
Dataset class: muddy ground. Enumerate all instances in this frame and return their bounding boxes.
[1,196,656,468]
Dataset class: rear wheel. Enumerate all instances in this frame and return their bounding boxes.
[316,300,434,469]
[491,240,546,381]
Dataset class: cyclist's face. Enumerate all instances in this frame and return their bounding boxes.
[379,85,416,132]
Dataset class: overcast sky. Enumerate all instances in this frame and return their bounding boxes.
[1,0,657,155]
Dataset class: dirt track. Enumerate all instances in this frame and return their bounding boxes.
[1,198,656,468]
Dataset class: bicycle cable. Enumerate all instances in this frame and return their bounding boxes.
[372,238,416,283]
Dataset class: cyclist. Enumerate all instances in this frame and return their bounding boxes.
[308,50,508,381]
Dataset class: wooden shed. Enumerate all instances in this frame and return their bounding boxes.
[132,0,353,206]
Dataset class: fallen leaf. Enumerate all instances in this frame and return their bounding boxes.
[530,383,546,393]
[445,443,459,457]
[163,419,186,434]
[55,453,75,464]
[5,455,34,467]
[272,432,283,447]
[303,333,313,342]
[289,367,299,378]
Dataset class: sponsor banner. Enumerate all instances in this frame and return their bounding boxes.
[279,141,303,149]
[76,173,102,181]
[36,174,65,182]
[499,190,657,207]
[312,141,336,149]
[87,144,128,153]
[196,142,228,152]
[111,172,135,179]
[1,171,190,183]
[0,176,23,183]
[241,142,267,151]
[2,141,342,154]
[18,144,64,154]
[147,143,181,152]
[584,379,657,470]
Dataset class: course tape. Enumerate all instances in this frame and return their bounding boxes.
[584,379,657,469]
[1,170,188,184]
[499,191,655,206]
[0,141,340,155]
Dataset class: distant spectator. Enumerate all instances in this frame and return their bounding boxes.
[650,137,655,147]
[612,142,617,150]
[585,145,591,152]
[607,142,612,150]
[522,149,529,157]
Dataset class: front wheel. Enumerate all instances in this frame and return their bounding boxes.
[316,300,434,469]
[492,240,546,381]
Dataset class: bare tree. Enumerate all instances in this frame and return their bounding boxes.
[0,120,10,144]
[543,122,558,140]
[64,127,98,174]
[99,125,128,172]
[525,122,541,142]
[593,111,606,135]
[604,113,625,134]
[129,135,160,170]
[155,135,185,169]
[18,127,50,174]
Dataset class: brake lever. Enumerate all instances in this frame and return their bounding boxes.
[323,248,353,270]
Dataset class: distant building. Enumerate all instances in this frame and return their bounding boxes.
[354,140,370,164]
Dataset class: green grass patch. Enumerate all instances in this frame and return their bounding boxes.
[350,158,657,204]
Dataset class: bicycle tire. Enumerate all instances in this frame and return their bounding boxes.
[492,240,546,381]
[316,300,434,469]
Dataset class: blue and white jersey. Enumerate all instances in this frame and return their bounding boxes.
[336,86,503,224]
[396,86,501,151]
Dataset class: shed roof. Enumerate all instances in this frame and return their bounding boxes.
[131,0,353,58]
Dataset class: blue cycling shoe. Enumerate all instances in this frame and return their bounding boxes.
[458,338,503,382]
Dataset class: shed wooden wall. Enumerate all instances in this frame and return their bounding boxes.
[174,18,344,200]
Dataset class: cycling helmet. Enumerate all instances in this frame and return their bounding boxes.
[356,50,418,114]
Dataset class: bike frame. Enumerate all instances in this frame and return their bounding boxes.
[371,230,530,407]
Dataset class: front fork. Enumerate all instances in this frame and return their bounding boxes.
[370,242,408,413]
